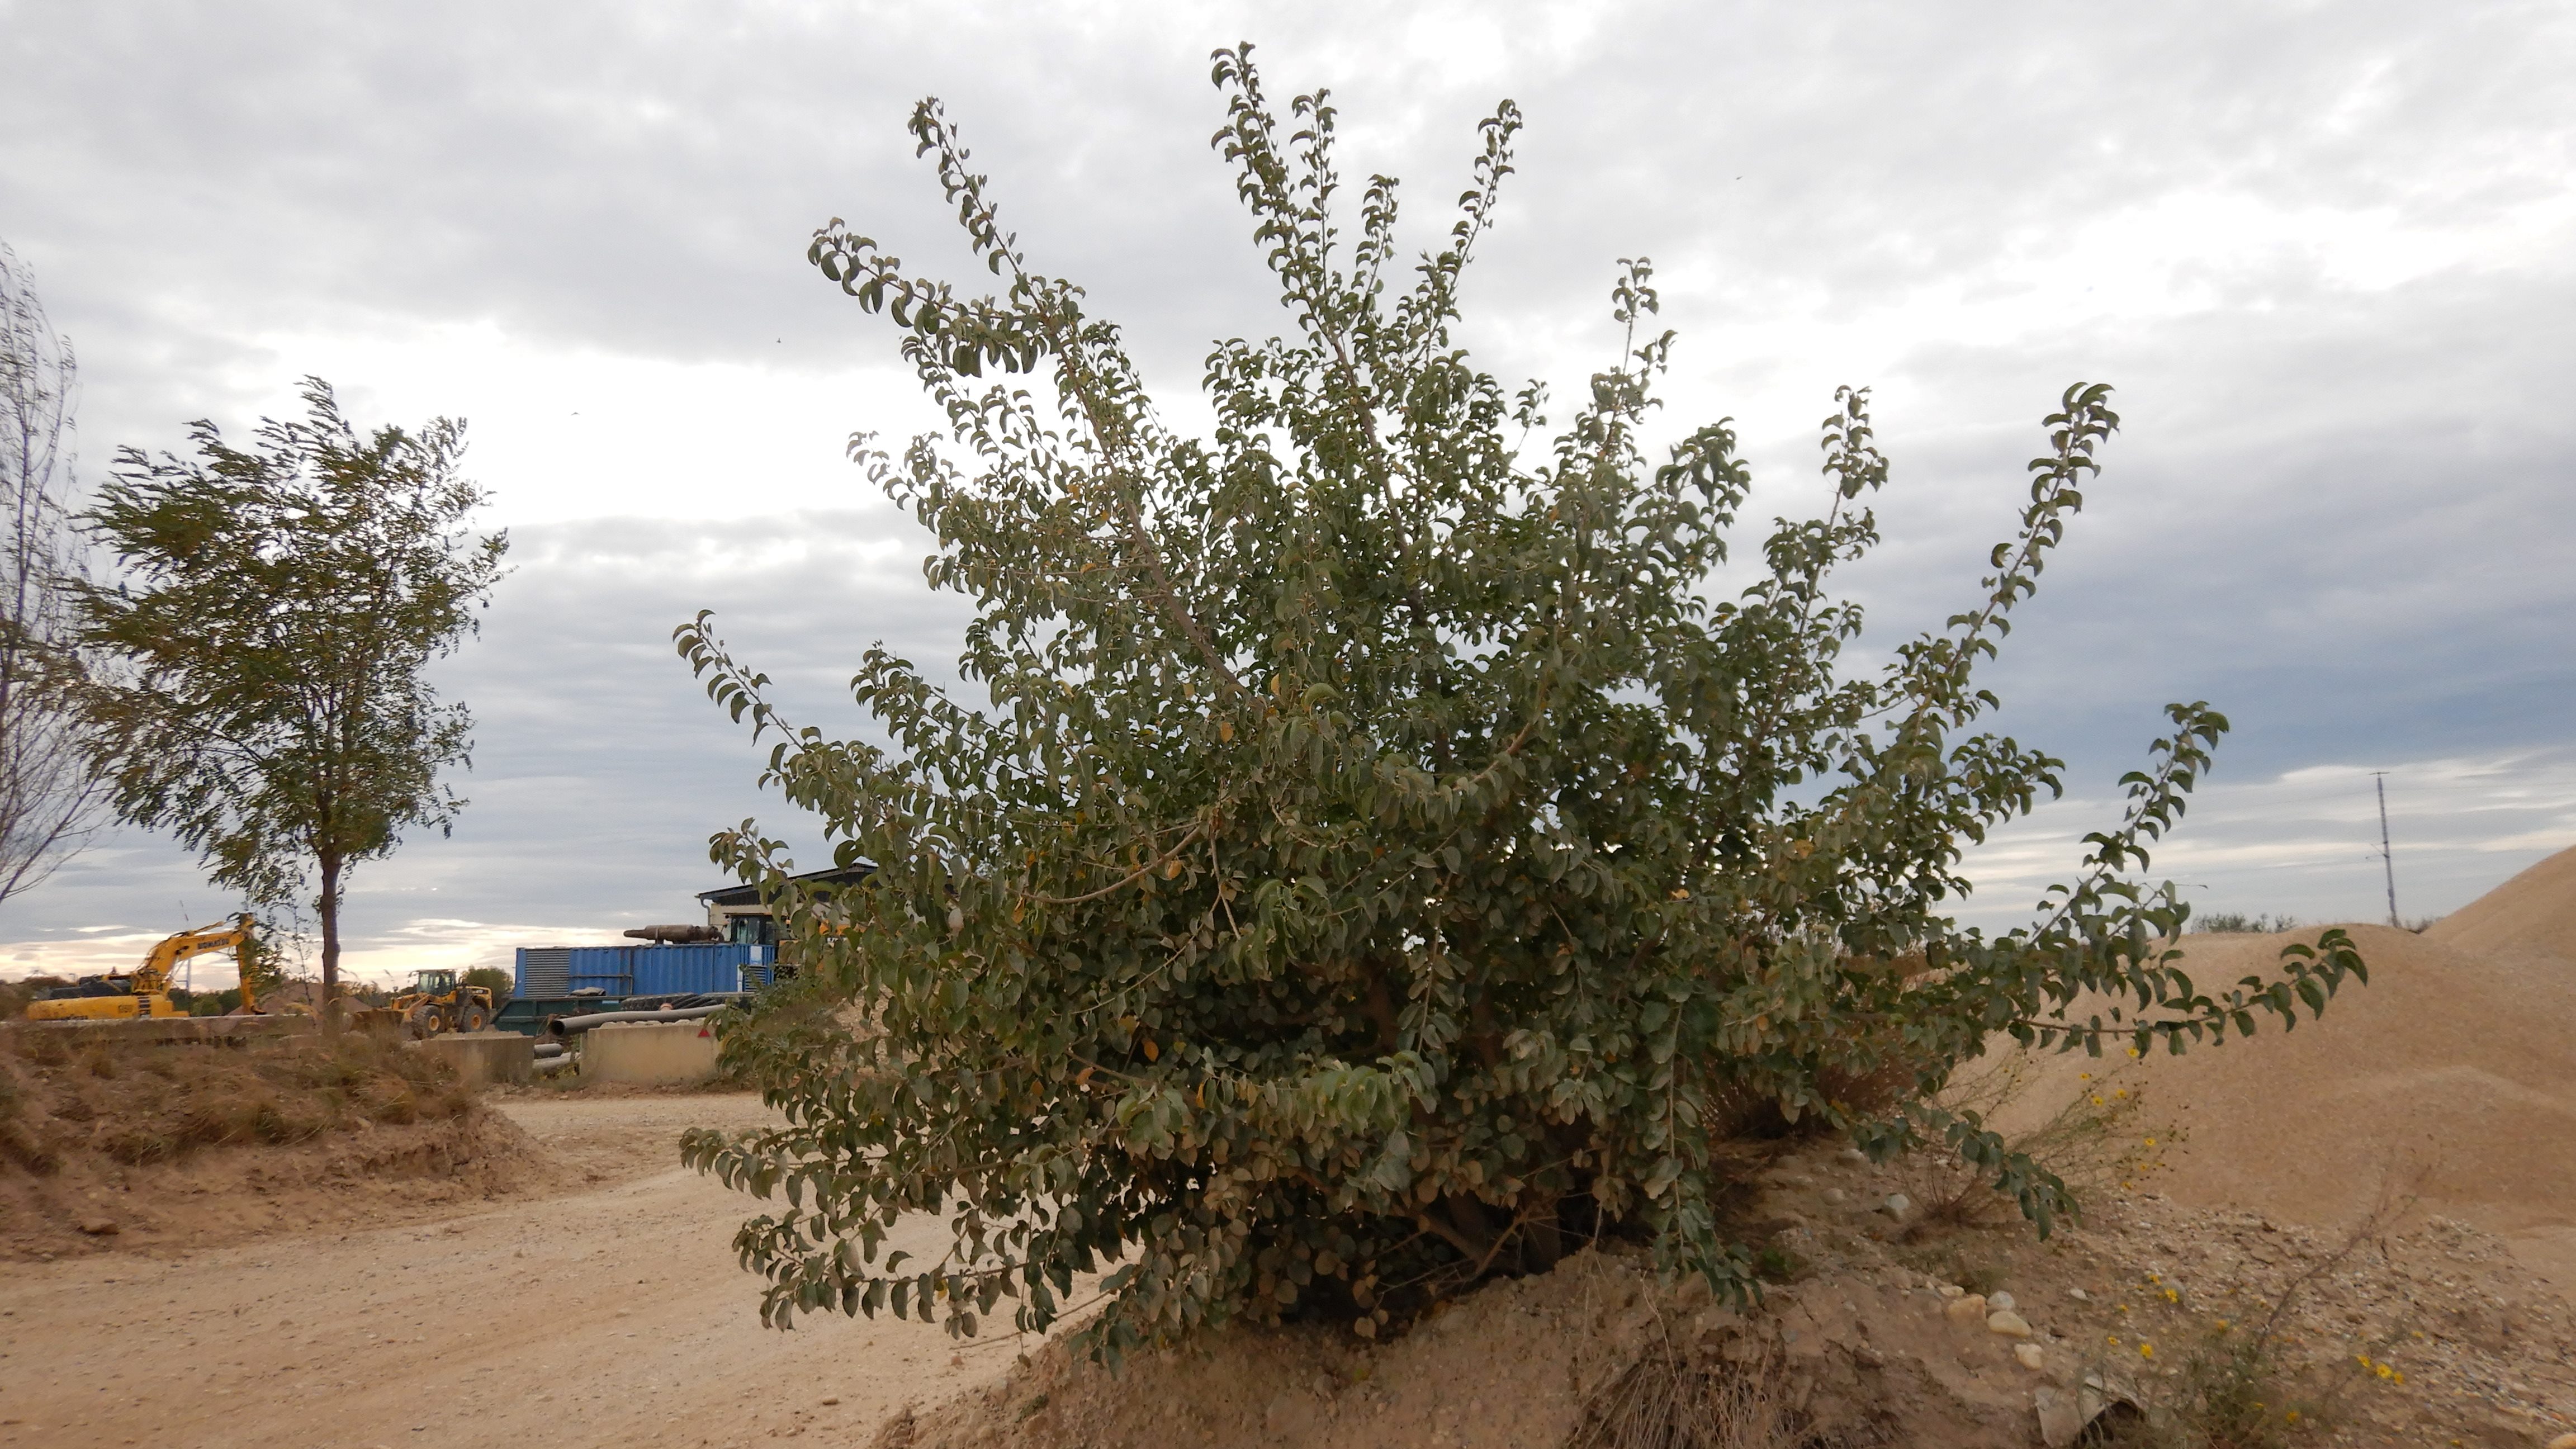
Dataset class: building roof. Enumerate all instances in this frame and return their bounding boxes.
[696,863,878,910]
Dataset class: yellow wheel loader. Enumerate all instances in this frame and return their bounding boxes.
[385,968,498,1036]
[24,915,263,1021]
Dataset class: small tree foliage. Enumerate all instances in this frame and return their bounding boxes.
[676,49,2363,1357]
[73,380,508,1010]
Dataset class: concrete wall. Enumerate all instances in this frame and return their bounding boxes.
[581,1019,720,1085]
[414,1030,535,1086]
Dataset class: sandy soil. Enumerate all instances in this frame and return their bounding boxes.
[910,1143,2576,1448]
[0,1093,1025,1448]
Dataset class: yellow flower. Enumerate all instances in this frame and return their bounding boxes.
[2091,1095,2105,1106]
[2115,1088,2129,1099]
[2147,1273,2161,1284]
[2107,1335,2122,1346]
[2164,1288,2179,1303]
[2127,1046,2141,1058]
[2215,1319,2231,1330]
[2139,1342,2155,1359]
[2285,1409,2300,1424]
[2079,1072,2092,1081]
[2391,1370,2404,1385]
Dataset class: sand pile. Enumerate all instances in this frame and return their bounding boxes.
[2001,925,2576,1240]
[1991,846,2576,1298]
[2431,842,2576,964]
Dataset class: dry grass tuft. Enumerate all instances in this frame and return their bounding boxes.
[1572,1338,1814,1449]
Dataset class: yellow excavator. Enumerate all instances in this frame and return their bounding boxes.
[24,915,262,1021]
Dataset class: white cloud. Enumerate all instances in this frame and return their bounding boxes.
[0,1,2566,977]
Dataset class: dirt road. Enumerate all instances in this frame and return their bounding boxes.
[0,1094,1026,1447]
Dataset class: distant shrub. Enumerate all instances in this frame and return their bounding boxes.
[2190,911,2298,935]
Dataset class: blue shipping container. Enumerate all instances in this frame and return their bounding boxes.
[512,944,774,998]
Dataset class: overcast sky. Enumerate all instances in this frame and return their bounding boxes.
[2,1,2569,986]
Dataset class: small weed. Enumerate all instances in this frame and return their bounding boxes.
[368,1084,420,1125]
[0,1120,59,1173]
[1892,1054,2180,1238]
[101,1125,180,1164]
[1750,1244,1806,1285]
[179,1089,281,1149]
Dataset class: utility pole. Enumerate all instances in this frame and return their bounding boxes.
[2373,771,2399,927]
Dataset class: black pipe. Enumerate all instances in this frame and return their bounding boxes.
[545,1004,723,1038]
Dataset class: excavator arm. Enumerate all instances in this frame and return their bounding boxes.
[136,915,261,1007]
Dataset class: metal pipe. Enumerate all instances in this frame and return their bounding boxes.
[532,1039,565,1058]
[533,1053,579,1074]
[546,1004,724,1038]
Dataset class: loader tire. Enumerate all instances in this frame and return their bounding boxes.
[458,1003,492,1033]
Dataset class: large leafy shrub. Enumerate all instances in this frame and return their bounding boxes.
[677,49,2362,1357]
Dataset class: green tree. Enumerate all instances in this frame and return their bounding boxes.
[73,379,507,1017]
[462,965,513,998]
[678,50,2363,1357]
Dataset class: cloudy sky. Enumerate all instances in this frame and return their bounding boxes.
[2,1,2569,987]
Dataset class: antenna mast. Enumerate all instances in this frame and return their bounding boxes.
[2372,771,2399,927]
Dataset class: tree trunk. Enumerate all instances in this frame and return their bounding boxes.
[318,852,342,1031]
